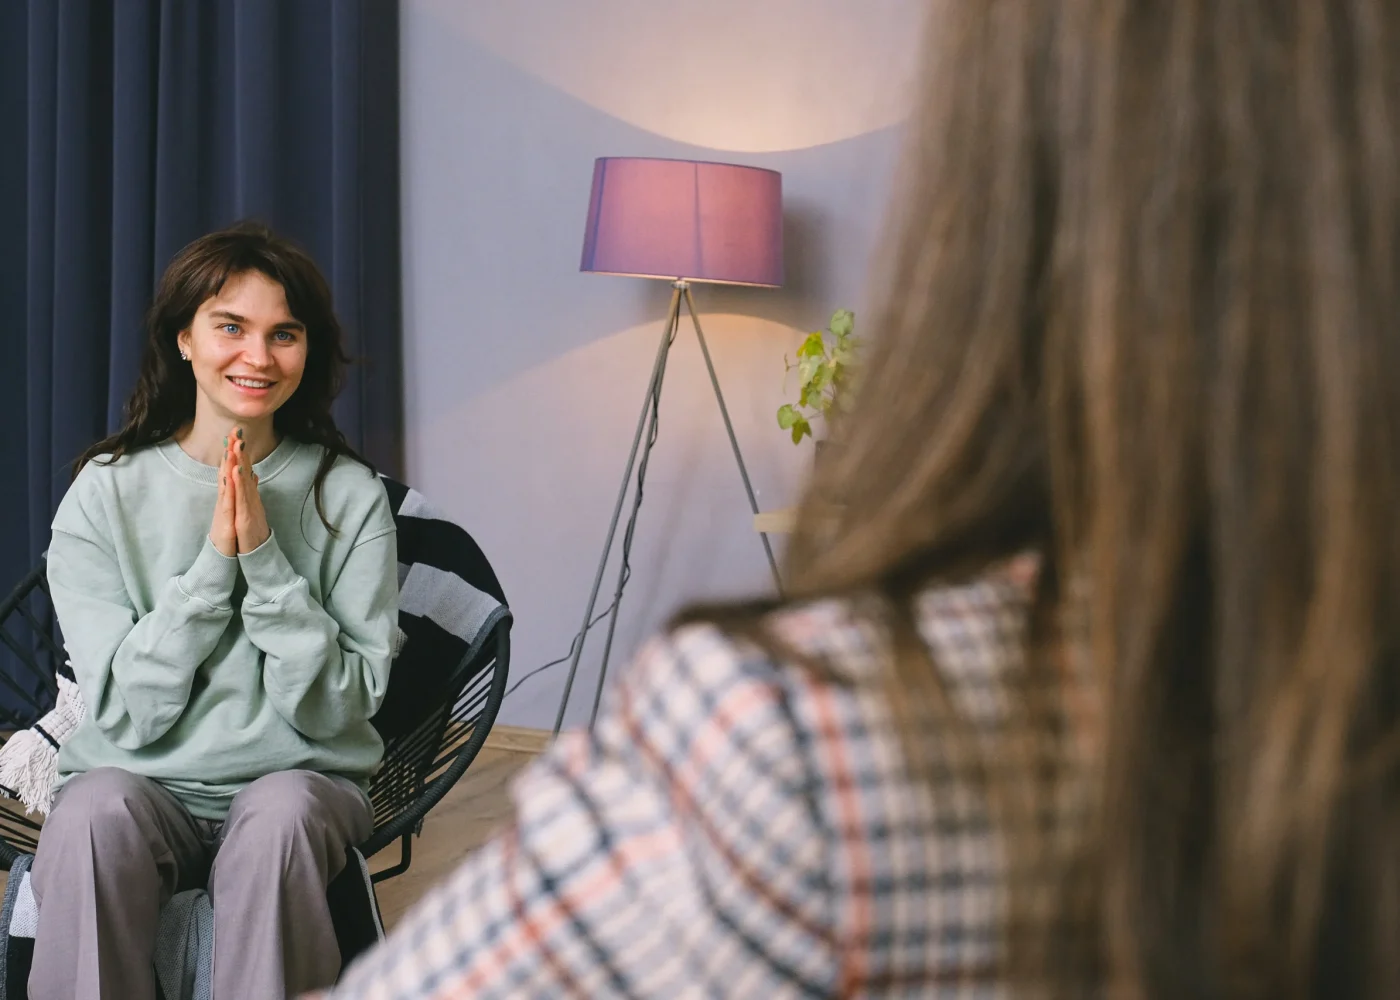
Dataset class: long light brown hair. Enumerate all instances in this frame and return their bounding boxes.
[694,2,1400,997]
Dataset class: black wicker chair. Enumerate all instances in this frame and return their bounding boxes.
[0,526,512,886]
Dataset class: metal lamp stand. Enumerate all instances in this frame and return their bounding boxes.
[551,280,783,735]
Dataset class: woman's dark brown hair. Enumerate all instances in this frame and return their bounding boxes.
[76,221,371,529]
[696,2,1400,997]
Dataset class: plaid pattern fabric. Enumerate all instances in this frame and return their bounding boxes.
[318,575,1035,999]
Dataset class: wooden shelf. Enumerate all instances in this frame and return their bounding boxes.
[753,507,796,534]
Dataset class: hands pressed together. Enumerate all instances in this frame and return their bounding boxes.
[209,428,272,557]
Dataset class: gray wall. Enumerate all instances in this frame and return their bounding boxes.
[401,0,925,730]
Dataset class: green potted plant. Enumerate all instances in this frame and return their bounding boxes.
[777,308,859,446]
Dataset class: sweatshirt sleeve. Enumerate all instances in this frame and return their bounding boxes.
[47,491,239,751]
[237,516,397,741]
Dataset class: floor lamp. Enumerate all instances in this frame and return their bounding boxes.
[552,156,785,735]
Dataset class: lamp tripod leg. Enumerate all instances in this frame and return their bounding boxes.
[586,374,664,729]
[552,285,683,736]
[683,285,785,595]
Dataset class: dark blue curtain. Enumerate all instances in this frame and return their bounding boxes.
[0,0,404,717]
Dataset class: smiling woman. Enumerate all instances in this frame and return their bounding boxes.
[32,221,401,999]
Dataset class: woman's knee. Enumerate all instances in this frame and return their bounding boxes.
[220,771,370,860]
[224,771,332,841]
[33,768,172,900]
[46,767,159,833]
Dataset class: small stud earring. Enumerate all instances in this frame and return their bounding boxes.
[179,351,189,361]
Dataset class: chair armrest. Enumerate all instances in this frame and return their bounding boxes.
[358,626,512,860]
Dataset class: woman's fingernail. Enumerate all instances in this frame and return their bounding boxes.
[222,436,228,447]
[235,428,243,439]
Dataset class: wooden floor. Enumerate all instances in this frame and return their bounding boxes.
[370,746,534,927]
[0,745,539,931]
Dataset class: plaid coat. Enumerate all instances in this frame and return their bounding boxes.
[319,574,1033,999]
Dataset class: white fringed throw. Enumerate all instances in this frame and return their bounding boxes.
[0,674,86,815]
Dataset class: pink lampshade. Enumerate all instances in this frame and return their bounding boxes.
[580,157,784,288]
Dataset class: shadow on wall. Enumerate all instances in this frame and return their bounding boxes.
[410,0,923,154]
[698,202,833,324]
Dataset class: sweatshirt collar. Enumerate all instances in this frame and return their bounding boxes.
[156,435,302,487]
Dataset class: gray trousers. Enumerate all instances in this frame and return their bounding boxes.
[28,766,373,1000]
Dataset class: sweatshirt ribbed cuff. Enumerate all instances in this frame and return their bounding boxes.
[238,530,302,605]
[178,538,239,609]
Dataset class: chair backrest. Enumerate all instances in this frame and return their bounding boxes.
[363,477,512,834]
[0,562,60,858]
[0,560,62,731]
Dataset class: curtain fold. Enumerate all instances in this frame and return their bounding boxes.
[0,0,404,719]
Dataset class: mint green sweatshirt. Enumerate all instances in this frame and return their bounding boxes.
[46,437,398,819]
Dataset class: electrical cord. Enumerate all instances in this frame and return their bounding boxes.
[502,603,619,700]
[503,326,673,704]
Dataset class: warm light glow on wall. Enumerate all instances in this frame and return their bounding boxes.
[416,0,923,153]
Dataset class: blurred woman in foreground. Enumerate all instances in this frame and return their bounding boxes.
[325,2,1400,997]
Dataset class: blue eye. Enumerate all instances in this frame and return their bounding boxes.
[274,330,298,343]
[221,323,239,334]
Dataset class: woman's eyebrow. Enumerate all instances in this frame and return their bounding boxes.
[208,309,306,332]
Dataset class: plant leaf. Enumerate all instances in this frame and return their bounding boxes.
[796,331,828,360]
[829,308,854,338]
[777,403,800,429]
[799,361,834,408]
[790,415,812,444]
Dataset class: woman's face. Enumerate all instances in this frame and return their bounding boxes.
[177,270,309,426]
